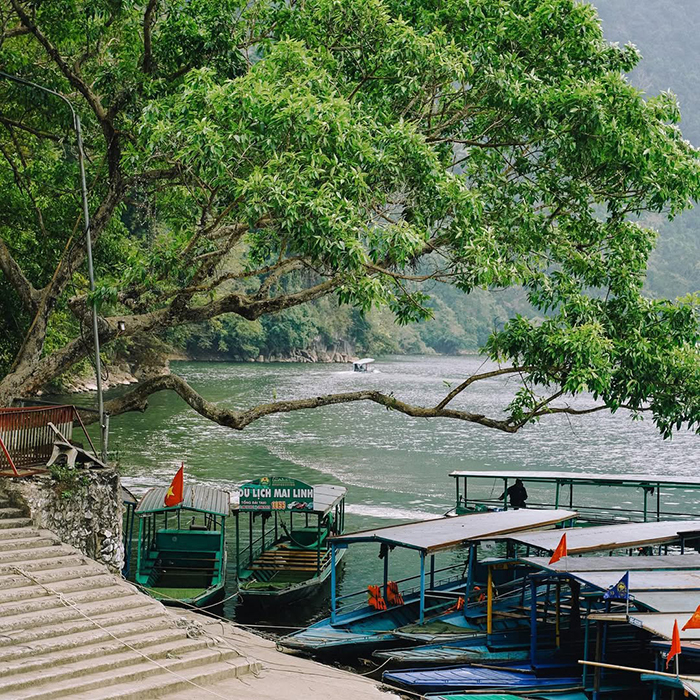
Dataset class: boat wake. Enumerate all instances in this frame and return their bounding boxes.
[345,504,442,521]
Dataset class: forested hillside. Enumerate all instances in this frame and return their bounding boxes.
[175,0,700,361]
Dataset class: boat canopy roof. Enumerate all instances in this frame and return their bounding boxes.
[449,470,700,488]
[494,519,700,554]
[329,508,577,554]
[230,483,346,516]
[135,483,230,517]
[594,612,700,642]
[312,484,347,515]
[353,358,374,365]
[522,553,700,614]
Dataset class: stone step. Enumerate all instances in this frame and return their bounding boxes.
[0,582,134,616]
[0,542,74,563]
[0,593,162,632]
[0,615,176,662]
[0,506,26,520]
[0,527,41,541]
[70,658,260,700]
[0,573,118,602]
[0,516,32,529]
[0,553,88,576]
[0,534,59,551]
[0,562,105,589]
[0,635,213,692]
[8,646,248,699]
[0,606,171,647]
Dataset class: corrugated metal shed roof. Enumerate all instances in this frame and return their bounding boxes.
[329,508,577,554]
[494,520,700,554]
[449,470,700,488]
[135,484,230,517]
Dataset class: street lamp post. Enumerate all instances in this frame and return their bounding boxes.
[0,71,107,462]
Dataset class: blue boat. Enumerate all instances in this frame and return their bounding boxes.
[383,665,582,695]
[426,693,588,700]
[373,628,556,666]
[278,509,576,656]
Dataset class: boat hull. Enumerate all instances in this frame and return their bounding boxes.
[237,548,345,609]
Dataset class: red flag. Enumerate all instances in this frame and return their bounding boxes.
[666,619,681,670]
[164,464,184,507]
[549,533,567,565]
[682,605,700,631]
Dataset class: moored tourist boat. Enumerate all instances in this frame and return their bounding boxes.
[278,508,577,657]
[134,481,229,608]
[449,470,700,523]
[233,477,347,608]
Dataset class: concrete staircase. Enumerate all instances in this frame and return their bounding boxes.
[0,493,260,699]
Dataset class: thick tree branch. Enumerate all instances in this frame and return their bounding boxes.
[9,0,108,123]
[90,373,516,432]
[0,115,61,141]
[0,236,40,312]
[142,0,158,73]
[436,366,534,410]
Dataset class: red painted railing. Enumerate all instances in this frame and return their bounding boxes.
[0,405,75,474]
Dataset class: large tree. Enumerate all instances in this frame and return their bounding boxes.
[0,0,698,438]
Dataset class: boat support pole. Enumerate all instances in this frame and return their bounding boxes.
[383,547,389,601]
[330,544,337,625]
[487,564,493,636]
[555,580,561,649]
[529,576,537,666]
[419,552,426,625]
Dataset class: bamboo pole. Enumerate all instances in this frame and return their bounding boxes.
[579,660,697,682]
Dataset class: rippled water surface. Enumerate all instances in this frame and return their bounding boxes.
[102,356,699,622]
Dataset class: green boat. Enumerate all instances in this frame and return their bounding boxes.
[134,483,229,607]
[233,477,347,609]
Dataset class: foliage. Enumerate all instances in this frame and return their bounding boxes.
[0,0,698,436]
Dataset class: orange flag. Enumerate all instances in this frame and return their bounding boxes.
[682,605,700,631]
[549,533,567,565]
[666,619,681,670]
[164,464,184,507]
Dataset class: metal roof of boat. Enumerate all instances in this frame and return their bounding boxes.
[523,554,700,572]
[353,358,374,364]
[494,520,700,554]
[591,613,700,642]
[523,555,700,613]
[449,470,700,487]
[329,508,577,554]
[312,485,347,515]
[135,483,230,517]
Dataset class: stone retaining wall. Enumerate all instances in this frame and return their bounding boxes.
[0,469,124,573]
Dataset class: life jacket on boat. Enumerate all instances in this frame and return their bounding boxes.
[446,596,465,613]
[386,581,404,606]
[367,585,387,610]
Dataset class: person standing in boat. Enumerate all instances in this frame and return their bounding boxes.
[500,478,528,509]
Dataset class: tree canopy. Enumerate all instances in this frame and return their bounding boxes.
[0,0,699,438]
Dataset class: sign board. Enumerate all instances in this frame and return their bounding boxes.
[239,477,315,512]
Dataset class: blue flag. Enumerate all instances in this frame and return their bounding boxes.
[603,572,630,601]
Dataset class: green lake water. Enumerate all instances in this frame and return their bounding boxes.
[89,355,699,625]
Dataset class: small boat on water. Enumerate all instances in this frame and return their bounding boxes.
[233,477,347,609]
[352,357,375,372]
[134,482,229,608]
